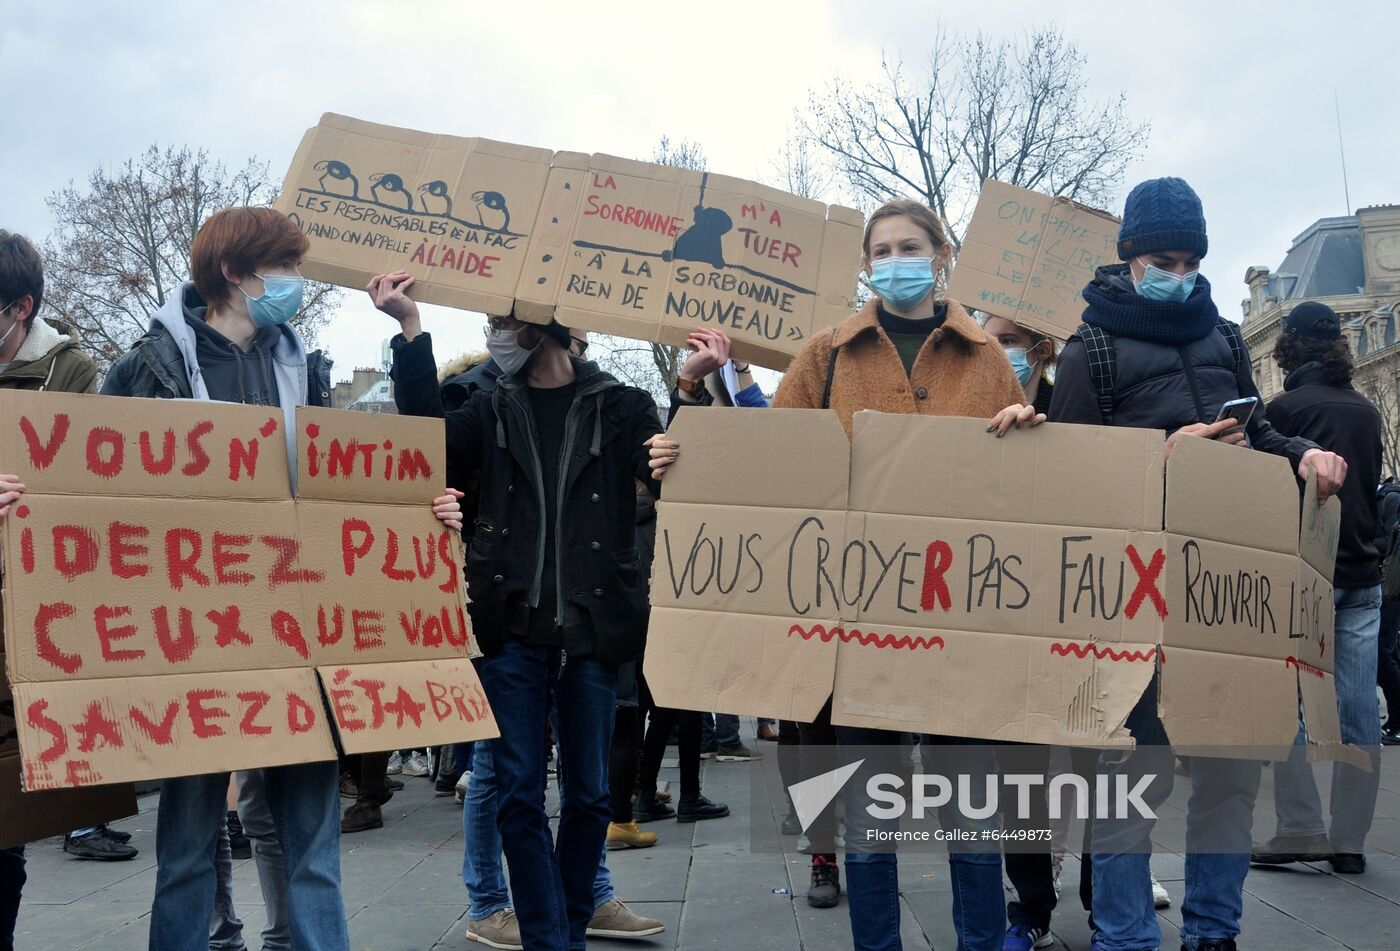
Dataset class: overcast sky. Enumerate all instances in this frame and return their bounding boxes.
[4,0,1396,382]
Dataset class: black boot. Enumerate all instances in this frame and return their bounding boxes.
[676,794,730,822]
[633,791,676,822]
[1183,941,1236,951]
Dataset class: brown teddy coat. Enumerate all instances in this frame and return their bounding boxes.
[774,297,1024,436]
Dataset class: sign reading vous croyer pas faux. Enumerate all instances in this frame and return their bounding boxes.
[276,113,865,369]
[644,410,1344,755]
[0,391,498,791]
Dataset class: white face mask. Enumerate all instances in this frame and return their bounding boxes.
[0,301,20,349]
[486,328,539,377]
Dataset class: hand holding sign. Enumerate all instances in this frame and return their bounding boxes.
[0,473,24,519]
[647,434,679,480]
[1164,418,1247,460]
[679,329,733,383]
[1300,448,1347,503]
[433,488,466,531]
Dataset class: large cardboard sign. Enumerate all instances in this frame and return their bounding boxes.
[276,114,864,368]
[646,410,1342,752]
[0,391,496,791]
[948,181,1121,342]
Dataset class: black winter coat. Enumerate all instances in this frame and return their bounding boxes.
[1049,271,1316,472]
[1267,363,1384,588]
[391,332,663,668]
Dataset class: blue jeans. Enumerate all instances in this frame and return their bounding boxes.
[0,846,23,951]
[838,728,1004,951]
[1271,585,1383,853]
[1092,686,1260,951]
[210,816,245,951]
[149,762,347,951]
[475,641,616,951]
[463,739,613,922]
[714,713,742,748]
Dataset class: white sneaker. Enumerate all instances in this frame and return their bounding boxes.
[454,770,470,805]
[1151,874,1171,909]
[386,751,403,775]
[403,751,430,777]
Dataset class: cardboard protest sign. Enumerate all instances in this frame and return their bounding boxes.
[948,181,1120,341]
[276,114,864,369]
[646,410,1344,753]
[0,391,496,791]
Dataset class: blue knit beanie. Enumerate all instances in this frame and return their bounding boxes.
[1116,177,1209,261]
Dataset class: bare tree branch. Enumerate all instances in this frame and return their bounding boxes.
[41,144,340,378]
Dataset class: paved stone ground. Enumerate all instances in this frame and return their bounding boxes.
[14,735,1400,950]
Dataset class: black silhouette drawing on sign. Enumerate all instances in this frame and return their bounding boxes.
[471,191,511,233]
[297,159,526,237]
[315,160,359,199]
[661,173,731,269]
[370,173,414,211]
[417,180,452,217]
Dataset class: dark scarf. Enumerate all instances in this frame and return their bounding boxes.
[1081,264,1220,345]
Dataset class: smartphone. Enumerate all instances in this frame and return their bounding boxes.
[1214,396,1258,434]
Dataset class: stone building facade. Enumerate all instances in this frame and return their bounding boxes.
[1241,204,1400,475]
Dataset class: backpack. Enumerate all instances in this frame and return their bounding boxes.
[1076,317,1249,425]
[1379,486,1400,600]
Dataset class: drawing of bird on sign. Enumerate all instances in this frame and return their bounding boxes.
[314,160,359,199]
[417,181,453,217]
[471,191,511,233]
[370,172,414,211]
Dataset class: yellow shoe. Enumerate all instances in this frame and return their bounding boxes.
[606,821,658,850]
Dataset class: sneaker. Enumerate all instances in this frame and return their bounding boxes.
[386,751,403,775]
[386,776,404,791]
[586,898,665,939]
[96,824,131,844]
[781,812,803,836]
[454,770,469,806]
[676,794,730,822]
[1151,874,1171,909]
[1330,852,1366,874]
[807,854,841,908]
[700,742,717,760]
[64,830,138,861]
[757,722,779,742]
[467,909,523,950]
[1003,924,1052,950]
[226,811,251,860]
[435,775,457,797]
[714,742,762,762]
[607,821,658,850]
[342,801,383,833]
[1182,941,1236,951]
[633,792,676,823]
[339,772,359,799]
[1251,832,1332,865]
[402,751,430,777]
[1382,727,1400,746]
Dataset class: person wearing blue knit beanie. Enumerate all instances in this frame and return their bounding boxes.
[1038,179,1350,951]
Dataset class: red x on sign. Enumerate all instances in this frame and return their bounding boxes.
[1125,545,1168,620]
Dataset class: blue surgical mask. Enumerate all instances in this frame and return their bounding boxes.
[1133,262,1198,303]
[869,257,936,311]
[1004,347,1037,386]
[241,274,305,327]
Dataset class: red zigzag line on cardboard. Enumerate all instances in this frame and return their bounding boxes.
[1285,656,1326,678]
[1049,641,1160,664]
[787,624,945,652]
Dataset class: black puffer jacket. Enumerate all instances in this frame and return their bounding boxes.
[392,331,663,668]
[1050,268,1316,471]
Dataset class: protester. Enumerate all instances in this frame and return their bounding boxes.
[1249,301,1384,875]
[0,230,138,951]
[1036,177,1347,951]
[373,279,664,950]
[653,198,1029,951]
[982,315,1056,415]
[89,208,463,951]
[1377,477,1400,746]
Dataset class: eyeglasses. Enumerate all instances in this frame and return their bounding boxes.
[570,337,589,356]
[483,317,516,339]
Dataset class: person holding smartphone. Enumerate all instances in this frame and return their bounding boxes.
[1007,177,1348,951]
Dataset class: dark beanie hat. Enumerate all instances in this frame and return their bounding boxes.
[540,320,573,351]
[1117,177,1209,261]
[1284,301,1343,340]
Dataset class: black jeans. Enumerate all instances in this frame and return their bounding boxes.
[1380,599,1400,730]
[608,707,644,822]
[1001,745,1055,931]
[639,706,701,799]
[798,698,839,856]
[0,846,22,951]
